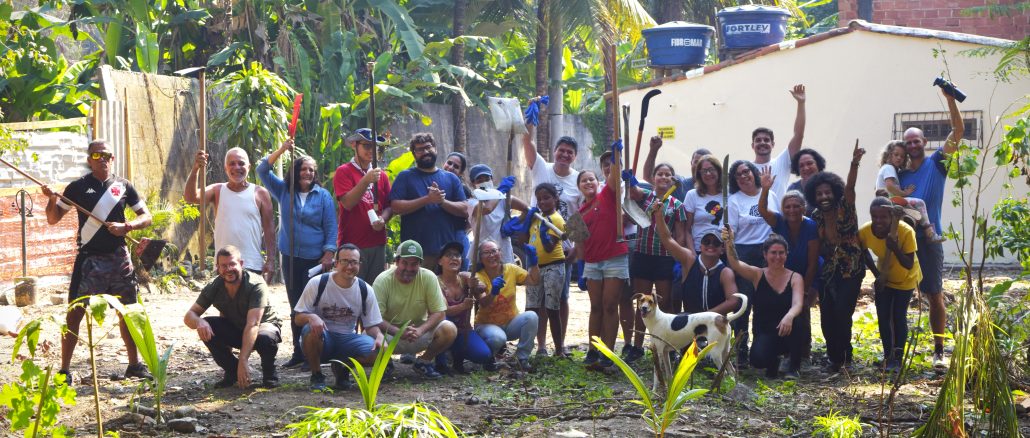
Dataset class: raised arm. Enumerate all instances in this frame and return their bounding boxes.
[656,207,696,270]
[642,135,662,185]
[845,140,864,204]
[522,124,539,170]
[758,167,778,227]
[942,91,964,156]
[722,224,762,286]
[184,151,216,204]
[786,84,806,159]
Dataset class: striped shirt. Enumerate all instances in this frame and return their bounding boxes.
[634,188,687,256]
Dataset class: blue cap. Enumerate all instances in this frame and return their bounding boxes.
[469,164,493,183]
[346,128,386,144]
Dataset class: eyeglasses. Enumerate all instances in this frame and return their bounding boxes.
[413,144,435,154]
[336,259,360,267]
[90,152,114,161]
[699,168,718,175]
[481,249,500,255]
[735,170,752,178]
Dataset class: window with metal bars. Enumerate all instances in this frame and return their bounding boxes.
[893,110,982,148]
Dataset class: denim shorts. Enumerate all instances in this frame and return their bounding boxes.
[584,254,629,280]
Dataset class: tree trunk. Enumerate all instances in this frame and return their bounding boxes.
[534,0,550,159]
[547,9,564,153]
[450,0,468,153]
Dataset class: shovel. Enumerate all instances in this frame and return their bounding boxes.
[0,156,166,270]
[487,97,528,222]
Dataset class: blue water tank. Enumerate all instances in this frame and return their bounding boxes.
[717,6,791,49]
[641,22,715,68]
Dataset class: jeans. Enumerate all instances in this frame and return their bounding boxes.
[732,243,766,357]
[750,328,805,377]
[203,316,281,378]
[875,287,914,361]
[282,255,321,361]
[448,331,492,365]
[819,274,865,365]
[475,312,539,361]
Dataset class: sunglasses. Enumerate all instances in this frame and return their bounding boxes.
[700,238,722,247]
[90,152,114,161]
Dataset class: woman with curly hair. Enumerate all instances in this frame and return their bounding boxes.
[875,141,942,242]
[804,142,866,373]
[726,159,779,366]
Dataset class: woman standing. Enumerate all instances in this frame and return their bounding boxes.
[805,142,866,373]
[257,139,338,368]
[682,155,724,252]
[757,168,819,359]
[727,159,779,365]
[788,149,826,193]
[443,152,473,199]
[723,229,805,379]
[577,142,629,371]
[436,241,492,373]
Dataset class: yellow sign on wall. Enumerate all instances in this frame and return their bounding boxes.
[657,126,675,140]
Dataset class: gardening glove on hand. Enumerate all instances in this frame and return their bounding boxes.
[578,274,587,291]
[539,221,554,247]
[497,176,516,195]
[491,276,506,296]
[501,217,524,237]
[524,207,540,223]
[672,261,683,283]
[522,244,538,267]
[610,139,623,156]
[621,169,639,188]
[524,96,550,126]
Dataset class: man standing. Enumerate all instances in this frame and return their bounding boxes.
[642,137,710,202]
[374,240,457,379]
[334,129,392,282]
[750,84,807,197]
[185,148,276,280]
[295,244,384,390]
[898,89,964,371]
[522,125,581,217]
[184,245,282,388]
[42,139,153,383]
[389,133,469,269]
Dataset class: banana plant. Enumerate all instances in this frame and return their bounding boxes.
[119,303,174,424]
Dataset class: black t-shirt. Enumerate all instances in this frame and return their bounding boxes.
[60,173,142,254]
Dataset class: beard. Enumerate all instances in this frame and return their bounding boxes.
[417,152,437,169]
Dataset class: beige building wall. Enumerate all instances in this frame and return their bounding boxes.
[620,30,1029,265]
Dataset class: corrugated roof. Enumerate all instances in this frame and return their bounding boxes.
[622,20,1016,92]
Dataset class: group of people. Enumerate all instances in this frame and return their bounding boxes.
[39,83,961,390]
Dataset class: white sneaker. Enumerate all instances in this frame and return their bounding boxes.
[932,352,948,371]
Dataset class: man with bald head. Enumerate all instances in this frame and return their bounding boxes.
[186,148,276,281]
[898,89,964,371]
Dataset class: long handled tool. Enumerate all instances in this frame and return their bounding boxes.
[609,43,625,243]
[632,89,662,174]
[173,66,207,272]
[0,156,166,269]
[486,97,528,223]
[367,61,381,213]
[286,94,303,283]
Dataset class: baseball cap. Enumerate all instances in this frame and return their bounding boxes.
[700,231,723,245]
[396,240,423,260]
[468,164,493,183]
[346,128,386,144]
[439,241,464,257]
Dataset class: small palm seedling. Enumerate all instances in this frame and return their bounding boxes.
[119,303,174,424]
[811,409,863,438]
[592,336,712,438]
[285,323,464,437]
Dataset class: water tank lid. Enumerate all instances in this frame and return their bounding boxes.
[644,21,715,31]
[717,5,792,17]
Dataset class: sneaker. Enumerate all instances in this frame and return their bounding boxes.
[125,363,153,380]
[620,344,632,359]
[282,356,306,369]
[262,373,281,388]
[453,360,469,375]
[784,368,801,380]
[885,360,901,372]
[56,369,74,386]
[330,362,354,390]
[583,349,599,366]
[517,359,536,373]
[822,362,843,374]
[483,358,499,372]
[413,361,443,379]
[399,353,417,364]
[588,357,614,372]
[624,346,645,364]
[536,347,549,357]
[309,373,327,391]
[214,372,237,389]
[932,352,948,371]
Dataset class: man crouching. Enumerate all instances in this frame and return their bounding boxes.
[184,245,282,388]
[295,244,384,390]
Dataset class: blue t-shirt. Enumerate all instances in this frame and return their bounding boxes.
[770,212,818,275]
[899,149,947,234]
[390,168,469,256]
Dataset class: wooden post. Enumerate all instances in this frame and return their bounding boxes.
[198,69,207,272]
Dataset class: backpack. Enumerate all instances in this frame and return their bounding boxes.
[313,273,368,329]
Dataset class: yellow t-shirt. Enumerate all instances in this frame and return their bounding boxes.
[529,211,565,265]
[858,221,922,290]
[474,264,528,326]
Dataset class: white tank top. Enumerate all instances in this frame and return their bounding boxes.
[214,183,265,271]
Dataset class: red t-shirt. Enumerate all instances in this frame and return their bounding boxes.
[333,161,391,248]
[579,183,628,263]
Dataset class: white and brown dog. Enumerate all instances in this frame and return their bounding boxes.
[634,293,748,391]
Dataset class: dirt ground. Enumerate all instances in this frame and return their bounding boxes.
[2,271,1029,437]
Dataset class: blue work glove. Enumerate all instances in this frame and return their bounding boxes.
[672,261,683,283]
[497,176,516,195]
[522,244,538,267]
[539,221,554,247]
[621,169,639,187]
[578,275,587,292]
[491,276,506,296]
[610,139,623,156]
[524,96,551,126]
[524,207,540,222]
[501,217,523,237]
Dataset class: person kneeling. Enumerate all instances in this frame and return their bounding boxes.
[184,246,282,389]
[474,240,541,372]
[295,244,385,390]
